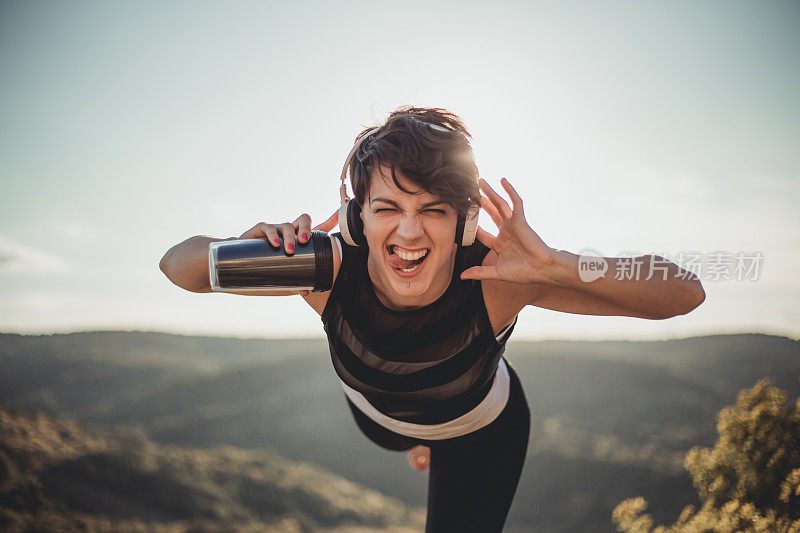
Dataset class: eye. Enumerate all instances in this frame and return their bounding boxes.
[424,209,447,215]
[375,208,397,213]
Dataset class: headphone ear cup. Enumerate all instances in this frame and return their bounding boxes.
[338,204,355,246]
[459,204,480,246]
[455,212,465,246]
[344,200,367,246]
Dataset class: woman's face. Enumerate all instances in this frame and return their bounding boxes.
[360,165,459,306]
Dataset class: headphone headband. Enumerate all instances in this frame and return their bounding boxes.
[337,122,478,247]
[339,127,380,205]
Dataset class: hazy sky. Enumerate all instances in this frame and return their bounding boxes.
[1,0,798,340]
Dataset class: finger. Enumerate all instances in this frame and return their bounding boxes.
[239,222,268,239]
[480,195,504,228]
[460,264,498,281]
[240,222,281,248]
[409,452,427,471]
[294,213,312,243]
[313,209,340,232]
[480,179,512,219]
[475,226,498,249]
[500,178,525,217]
[238,224,261,239]
[279,222,296,254]
[263,224,283,248]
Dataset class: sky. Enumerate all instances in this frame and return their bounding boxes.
[1,0,798,341]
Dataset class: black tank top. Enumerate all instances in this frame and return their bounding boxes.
[321,232,518,424]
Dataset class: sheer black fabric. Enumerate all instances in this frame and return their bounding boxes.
[321,232,518,424]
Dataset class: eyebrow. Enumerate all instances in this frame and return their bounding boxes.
[370,197,447,209]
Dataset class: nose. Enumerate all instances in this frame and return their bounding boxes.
[396,213,424,242]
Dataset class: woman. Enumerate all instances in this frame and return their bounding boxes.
[160,106,706,532]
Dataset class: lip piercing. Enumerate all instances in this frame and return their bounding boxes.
[406,282,411,287]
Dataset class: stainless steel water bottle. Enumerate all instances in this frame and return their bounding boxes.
[209,230,333,293]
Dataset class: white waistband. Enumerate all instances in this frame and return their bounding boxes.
[341,357,511,440]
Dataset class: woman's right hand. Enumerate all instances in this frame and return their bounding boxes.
[239,210,339,254]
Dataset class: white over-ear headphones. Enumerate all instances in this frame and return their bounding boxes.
[337,124,480,247]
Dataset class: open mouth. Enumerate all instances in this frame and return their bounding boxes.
[386,245,430,274]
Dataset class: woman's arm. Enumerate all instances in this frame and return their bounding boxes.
[159,234,310,295]
[464,179,706,321]
[531,252,705,319]
[481,251,704,321]
[159,211,339,296]
[160,234,233,293]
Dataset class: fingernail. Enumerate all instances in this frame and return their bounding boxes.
[301,232,309,241]
[287,244,294,253]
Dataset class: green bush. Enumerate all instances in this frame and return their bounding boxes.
[612,378,800,532]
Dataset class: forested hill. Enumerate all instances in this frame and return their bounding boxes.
[0,405,424,532]
[1,331,797,532]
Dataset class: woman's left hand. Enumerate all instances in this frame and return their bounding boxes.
[460,178,558,285]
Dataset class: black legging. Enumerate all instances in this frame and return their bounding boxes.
[344,357,531,533]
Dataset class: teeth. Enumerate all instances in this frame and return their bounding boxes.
[392,246,429,261]
[400,263,422,273]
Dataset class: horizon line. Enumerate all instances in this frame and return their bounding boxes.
[0,327,797,344]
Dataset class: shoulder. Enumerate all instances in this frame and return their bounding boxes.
[468,240,544,335]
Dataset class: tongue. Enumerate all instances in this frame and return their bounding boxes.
[387,252,420,270]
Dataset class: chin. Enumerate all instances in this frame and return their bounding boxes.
[390,275,430,295]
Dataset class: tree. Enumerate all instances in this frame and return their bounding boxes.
[612,378,800,532]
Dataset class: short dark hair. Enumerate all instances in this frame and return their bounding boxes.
[349,106,480,219]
